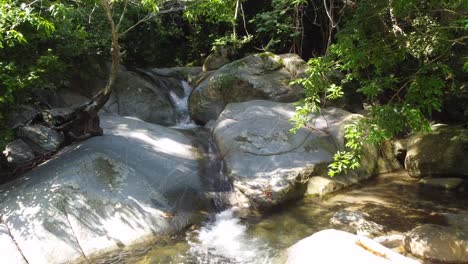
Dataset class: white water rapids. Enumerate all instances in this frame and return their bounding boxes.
[185,209,273,264]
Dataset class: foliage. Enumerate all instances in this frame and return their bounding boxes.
[250,0,307,53]
[292,0,467,177]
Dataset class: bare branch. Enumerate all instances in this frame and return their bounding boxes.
[116,0,129,32]
[118,6,186,38]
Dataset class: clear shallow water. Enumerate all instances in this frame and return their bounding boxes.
[126,171,468,264]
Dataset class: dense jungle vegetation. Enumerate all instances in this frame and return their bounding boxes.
[0,0,466,175]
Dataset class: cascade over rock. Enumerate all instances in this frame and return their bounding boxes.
[212,100,400,210]
[0,115,210,263]
[189,53,306,124]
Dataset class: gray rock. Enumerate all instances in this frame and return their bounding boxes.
[330,211,369,226]
[306,141,401,197]
[283,229,419,264]
[213,101,362,210]
[202,46,234,71]
[0,224,27,264]
[330,210,385,237]
[0,115,209,264]
[405,125,468,178]
[279,53,309,78]
[7,105,39,127]
[403,224,468,263]
[17,125,64,152]
[57,90,89,107]
[2,139,35,165]
[152,67,202,80]
[190,53,305,124]
[104,70,176,126]
[419,177,464,190]
[374,234,404,249]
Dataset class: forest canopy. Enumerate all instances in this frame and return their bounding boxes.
[0,0,466,176]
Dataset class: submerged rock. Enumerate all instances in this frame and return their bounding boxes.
[0,115,209,264]
[418,177,464,190]
[405,125,468,178]
[330,210,385,237]
[212,100,400,210]
[282,229,419,264]
[403,224,468,263]
[189,53,305,124]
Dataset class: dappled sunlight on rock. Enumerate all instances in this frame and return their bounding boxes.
[0,115,209,263]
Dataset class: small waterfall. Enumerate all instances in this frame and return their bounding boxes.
[185,209,273,264]
[169,81,197,129]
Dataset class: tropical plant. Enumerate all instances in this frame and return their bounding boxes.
[291,0,467,177]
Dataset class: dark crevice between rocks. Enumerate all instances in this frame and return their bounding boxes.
[61,202,91,264]
[0,215,30,264]
[181,127,235,212]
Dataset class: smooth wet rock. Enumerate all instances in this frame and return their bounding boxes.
[190,52,305,124]
[405,125,468,178]
[283,229,419,264]
[2,139,35,165]
[17,125,64,152]
[104,70,176,126]
[0,224,27,264]
[419,177,464,190]
[0,115,209,264]
[403,224,468,263]
[212,101,399,210]
[330,211,385,237]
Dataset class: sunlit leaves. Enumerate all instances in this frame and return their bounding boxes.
[292,0,465,177]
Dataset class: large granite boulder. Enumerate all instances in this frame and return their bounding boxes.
[189,53,305,124]
[281,229,419,264]
[403,224,468,263]
[0,224,27,264]
[212,100,400,210]
[104,70,176,126]
[0,115,210,264]
[405,125,468,178]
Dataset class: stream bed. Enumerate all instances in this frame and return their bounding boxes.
[123,171,468,264]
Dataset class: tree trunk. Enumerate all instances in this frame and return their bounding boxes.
[53,0,121,141]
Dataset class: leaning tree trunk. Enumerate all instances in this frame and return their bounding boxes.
[55,0,120,141]
[0,0,121,181]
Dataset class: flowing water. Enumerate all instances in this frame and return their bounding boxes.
[169,81,197,129]
[101,71,468,263]
[129,172,468,264]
